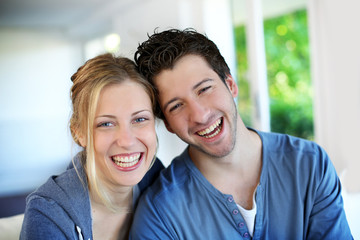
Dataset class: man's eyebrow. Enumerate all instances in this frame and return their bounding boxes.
[163,97,180,112]
[192,78,213,90]
[163,78,214,112]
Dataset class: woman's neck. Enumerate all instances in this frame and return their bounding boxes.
[90,186,134,240]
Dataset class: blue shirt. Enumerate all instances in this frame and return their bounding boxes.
[130,130,352,239]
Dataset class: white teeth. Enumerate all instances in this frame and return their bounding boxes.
[113,153,140,162]
[204,127,221,139]
[197,119,222,136]
[115,161,137,168]
[112,153,141,167]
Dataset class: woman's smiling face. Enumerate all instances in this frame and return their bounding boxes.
[93,80,157,188]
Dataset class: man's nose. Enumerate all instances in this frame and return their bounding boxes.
[187,99,210,124]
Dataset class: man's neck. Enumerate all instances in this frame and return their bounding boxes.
[189,127,262,209]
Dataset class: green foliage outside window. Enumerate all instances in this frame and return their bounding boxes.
[234,9,314,140]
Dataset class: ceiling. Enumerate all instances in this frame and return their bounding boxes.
[0,0,143,39]
[0,0,306,40]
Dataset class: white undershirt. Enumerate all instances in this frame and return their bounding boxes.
[236,194,257,237]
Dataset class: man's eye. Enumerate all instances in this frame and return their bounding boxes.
[198,86,211,94]
[169,103,182,112]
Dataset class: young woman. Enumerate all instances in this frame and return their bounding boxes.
[20,53,163,240]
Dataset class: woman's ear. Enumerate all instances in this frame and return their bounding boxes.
[78,135,86,148]
[73,128,86,147]
[225,75,238,98]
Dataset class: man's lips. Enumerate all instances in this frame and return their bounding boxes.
[196,118,223,138]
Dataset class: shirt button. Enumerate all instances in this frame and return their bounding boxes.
[232,209,239,215]
[227,197,234,202]
[243,232,249,238]
[238,222,245,228]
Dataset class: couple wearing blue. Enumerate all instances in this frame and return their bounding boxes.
[21,29,352,239]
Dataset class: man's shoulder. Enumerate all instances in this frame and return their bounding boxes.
[138,157,164,194]
[147,159,189,194]
[255,129,322,155]
[140,151,195,204]
[256,130,333,181]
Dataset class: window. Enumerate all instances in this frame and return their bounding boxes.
[233,7,313,139]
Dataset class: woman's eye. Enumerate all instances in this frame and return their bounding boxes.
[97,122,114,127]
[133,117,146,123]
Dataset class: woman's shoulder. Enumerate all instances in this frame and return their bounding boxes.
[26,167,86,209]
[21,167,92,239]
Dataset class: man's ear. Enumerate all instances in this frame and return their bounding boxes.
[164,120,175,134]
[225,75,238,98]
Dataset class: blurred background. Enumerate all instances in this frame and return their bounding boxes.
[0,0,359,237]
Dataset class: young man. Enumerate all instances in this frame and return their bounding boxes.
[130,29,352,239]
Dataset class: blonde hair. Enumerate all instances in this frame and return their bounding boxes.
[69,53,156,211]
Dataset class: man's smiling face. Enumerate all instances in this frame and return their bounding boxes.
[154,54,239,158]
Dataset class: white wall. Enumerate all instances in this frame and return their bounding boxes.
[308,0,360,237]
[0,28,82,196]
[308,0,360,193]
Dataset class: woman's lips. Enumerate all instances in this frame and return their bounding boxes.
[111,152,143,170]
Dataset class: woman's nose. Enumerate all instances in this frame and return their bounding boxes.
[115,125,135,147]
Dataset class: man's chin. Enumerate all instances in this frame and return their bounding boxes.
[189,143,234,159]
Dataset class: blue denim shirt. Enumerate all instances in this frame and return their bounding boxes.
[130,130,353,239]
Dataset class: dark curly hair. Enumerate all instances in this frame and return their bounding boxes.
[134,28,231,119]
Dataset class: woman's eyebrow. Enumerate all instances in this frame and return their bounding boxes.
[95,114,116,119]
